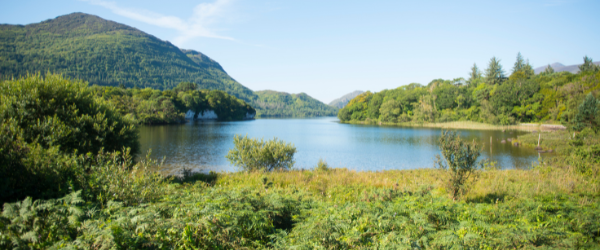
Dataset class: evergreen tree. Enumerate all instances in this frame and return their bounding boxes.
[485,57,505,85]
[522,59,535,77]
[574,93,599,131]
[543,64,555,75]
[579,56,599,73]
[468,63,481,84]
[512,52,525,73]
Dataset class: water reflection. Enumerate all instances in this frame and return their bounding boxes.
[138,117,545,174]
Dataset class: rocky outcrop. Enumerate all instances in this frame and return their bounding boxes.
[245,112,255,120]
[184,110,218,120]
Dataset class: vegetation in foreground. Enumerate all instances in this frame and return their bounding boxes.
[1,74,600,249]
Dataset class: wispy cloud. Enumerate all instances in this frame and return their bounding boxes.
[81,0,235,46]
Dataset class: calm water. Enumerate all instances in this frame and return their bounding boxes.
[139,117,545,174]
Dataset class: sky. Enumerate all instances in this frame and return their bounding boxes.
[1,0,599,103]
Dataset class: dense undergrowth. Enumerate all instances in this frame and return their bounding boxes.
[2,165,599,249]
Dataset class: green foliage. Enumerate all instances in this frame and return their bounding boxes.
[579,56,600,73]
[485,56,506,85]
[468,63,482,84]
[226,135,297,172]
[0,74,140,203]
[316,158,330,172]
[338,54,600,128]
[84,149,166,206]
[0,13,255,101]
[0,73,139,155]
[435,131,483,200]
[93,82,256,124]
[573,93,599,131]
[252,91,338,117]
[0,13,335,118]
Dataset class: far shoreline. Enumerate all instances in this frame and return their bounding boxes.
[340,120,567,132]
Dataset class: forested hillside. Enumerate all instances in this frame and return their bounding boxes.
[93,82,255,124]
[339,53,600,129]
[254,90,338,117]
[0,12,336,117]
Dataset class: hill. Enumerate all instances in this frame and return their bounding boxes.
[254,90,338,117]
[534,61,600,74]
[328,90,364,108]
[0,12,334,117]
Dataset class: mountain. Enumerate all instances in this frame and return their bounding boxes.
[0,12,335,117]
[254,90,338,117]
[534,61,600,74]
[329,90,364,109]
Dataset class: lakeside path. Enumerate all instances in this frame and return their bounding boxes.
[343,120,567,132]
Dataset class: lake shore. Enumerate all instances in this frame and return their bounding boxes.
[342,120,567,132]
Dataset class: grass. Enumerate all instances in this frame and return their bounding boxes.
[214,166,598,203]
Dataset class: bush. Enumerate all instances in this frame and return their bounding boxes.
[435,130,483,200]
[0,74,140,204]
[225,135,296,171]
[0,73,139,155]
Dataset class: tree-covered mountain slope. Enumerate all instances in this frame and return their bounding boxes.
[328,90,364,109]
[0,12,256,100]
[0,12,337,117]
[253,90,338,117]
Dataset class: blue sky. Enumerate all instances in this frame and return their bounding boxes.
[1,0,599,103]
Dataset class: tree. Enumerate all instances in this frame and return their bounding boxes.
[485,57,505,85]
[573,93,599,131]
[512,52,525,73]
[379,100,401,122]
[542,64,555,75]
[578,56,599,73]
[435,130,483,200]
[468,63,482,85]
[226,135,296,171]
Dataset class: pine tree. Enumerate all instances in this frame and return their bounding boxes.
[579,56,599,73]
[512,52,525,73]
[485,57,505,85]
[574,93,599,131]
[468,63,481,84]
[543,64,555,75]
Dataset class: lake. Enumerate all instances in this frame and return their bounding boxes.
[139,117,546,174]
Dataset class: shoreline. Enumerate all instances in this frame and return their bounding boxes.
[342,120,567,132]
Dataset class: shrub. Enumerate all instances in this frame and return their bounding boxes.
[316,158,330,172]
[225,135,296,171]
[573,93,599,131]
[0,74,140,204]
[0,73,139,155]
[435,130,483,200]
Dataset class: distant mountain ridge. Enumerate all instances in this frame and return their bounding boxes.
[534,61,600,74]
[0,12,335,117]
[329,90,364,109]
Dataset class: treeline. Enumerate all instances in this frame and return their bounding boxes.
[253,90,338,117]
[339,54,600,130]
[92,82,256,124]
